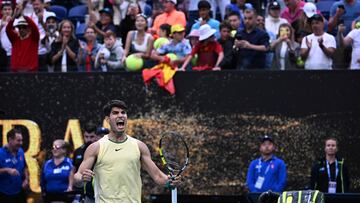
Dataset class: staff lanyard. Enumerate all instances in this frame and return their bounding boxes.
[257,158,272,175]
[326,159,339,181]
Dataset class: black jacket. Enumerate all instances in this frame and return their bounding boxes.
[310,157,350,193]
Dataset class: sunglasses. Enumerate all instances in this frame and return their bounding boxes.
[52,145,63,150]
[136,13,147,19]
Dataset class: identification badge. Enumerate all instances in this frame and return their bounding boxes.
[255,176,265,189]
[53,168,61,174]
[328,181,337,193]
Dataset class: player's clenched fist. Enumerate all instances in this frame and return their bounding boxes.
[82,169,95,182]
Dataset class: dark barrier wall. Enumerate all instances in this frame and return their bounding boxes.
[0,71,359,201]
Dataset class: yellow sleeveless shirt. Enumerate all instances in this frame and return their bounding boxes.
[93,135,142,203]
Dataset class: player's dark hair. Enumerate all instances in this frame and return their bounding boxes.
[7,128,22,141]
[103,100,128,116]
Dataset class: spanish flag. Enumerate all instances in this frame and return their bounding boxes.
[142,63,176,95]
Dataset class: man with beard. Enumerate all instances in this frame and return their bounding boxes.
[246,135,287,193]
[74,100,179,203]
[73,122,99,173]
[0,128,29,203]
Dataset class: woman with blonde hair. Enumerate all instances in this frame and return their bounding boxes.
[41,139,74,203]
[270,23,300,70]
[49,20,79,72]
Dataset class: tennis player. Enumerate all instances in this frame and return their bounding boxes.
[74,100,178,203]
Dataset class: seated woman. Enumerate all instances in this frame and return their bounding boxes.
[122,13,154,69]
[41,139,74,203]
[270,23,300,70]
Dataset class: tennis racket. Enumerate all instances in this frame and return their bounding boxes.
[159,131,189,203]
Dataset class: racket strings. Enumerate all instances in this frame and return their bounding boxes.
[161,135,188,171]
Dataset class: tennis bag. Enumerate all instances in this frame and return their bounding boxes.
[277,190,324,203]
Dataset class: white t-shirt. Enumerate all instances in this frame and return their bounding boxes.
[265,16,288,37]
[0,20,12,56]
[279,42,288,70]
[301,33,336,70]
[346,29,360,70]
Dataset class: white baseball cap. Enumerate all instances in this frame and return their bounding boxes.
[167,0,177,4]
[13,16,28,27]
[44,11,57,23]
[303,2,317,18]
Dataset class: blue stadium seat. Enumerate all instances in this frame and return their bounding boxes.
[49,5,67,22]
[68,5,88,30]
[316,1,335,20]
[76,23,87,41]
[68,5,88,25]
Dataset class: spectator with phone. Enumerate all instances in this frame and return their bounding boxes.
[270,23,300,69]
[234,9,269,69]
[338,22,360,69]
[328,0,360,34]
[88,7,117,44]
[218,20,235,70]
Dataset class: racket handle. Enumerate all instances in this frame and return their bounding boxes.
[171,187,177,203]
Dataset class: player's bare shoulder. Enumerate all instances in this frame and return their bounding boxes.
[84,140,100,157]
[134,137,150,154]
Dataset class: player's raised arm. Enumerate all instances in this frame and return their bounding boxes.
[138,140,169,186]
[73,141,99,186]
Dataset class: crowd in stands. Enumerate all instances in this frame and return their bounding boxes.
[0,0,359,72]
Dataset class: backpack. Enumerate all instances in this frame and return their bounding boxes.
[277,190,324,203]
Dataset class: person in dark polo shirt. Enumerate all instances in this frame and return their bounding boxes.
[73,123,109,203]
[234,8,269,69]
[0,128,29,203]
